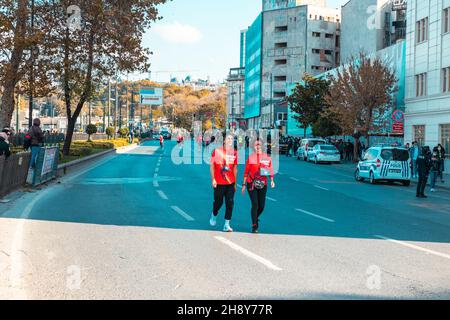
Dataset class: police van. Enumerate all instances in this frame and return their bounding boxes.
[355,146,411,186]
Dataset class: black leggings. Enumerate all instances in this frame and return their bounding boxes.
[213,184,235,220]
[247,183,267,227]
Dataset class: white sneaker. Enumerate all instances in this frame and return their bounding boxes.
[209,214,217,227]
[223,224,233,233]
[430,188,435,192]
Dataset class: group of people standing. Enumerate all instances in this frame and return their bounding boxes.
[209,133,275,234]
[408,142,446,197]
[0,119,45,169]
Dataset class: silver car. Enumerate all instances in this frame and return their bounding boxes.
[307,144,341,164]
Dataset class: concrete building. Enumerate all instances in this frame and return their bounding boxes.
[226,67,246,129]
[240,29,247,68]
[341,0,407,63]
[404,0,450,167]
[244,0,341,130]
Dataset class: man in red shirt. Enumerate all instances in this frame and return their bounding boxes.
[159,134,164,148]
[210,133,238,232]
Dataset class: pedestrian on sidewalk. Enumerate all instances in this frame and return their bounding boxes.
[241,138,275,234]
[410,142,420,178]
[209,133,238,232]
[416,146,432,198]
[437,144,446,183]
[0,132,11,159]
[430,149,440,192]
[28,118,44,169]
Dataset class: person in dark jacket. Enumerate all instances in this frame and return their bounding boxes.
[416,146,432,198]
[0,132,11,159]
[437,144,446,182]
[430,149,440,192]
[29,118,44,169]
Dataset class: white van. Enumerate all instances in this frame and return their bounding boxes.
[297,138,327,161]
[355,146,411,186]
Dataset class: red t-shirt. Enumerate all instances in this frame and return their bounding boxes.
[244,153,274,186]
[160,136,164,143]
[211,148,238,185]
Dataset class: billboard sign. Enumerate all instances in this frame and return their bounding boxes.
[392,0,407,11]
[140,87,163,106]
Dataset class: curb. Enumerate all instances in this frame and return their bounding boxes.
[57,143,138,176]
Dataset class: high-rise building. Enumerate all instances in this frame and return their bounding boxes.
[404,0,450,167]
[240,29,247,68]
[244,1,341,130]
[341,0,406,63]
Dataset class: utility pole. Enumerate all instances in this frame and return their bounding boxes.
[89,101,92,124]
[114,80,119,138]
[270,73,273,129]
[28,0,35,128]
[107,79,111,128]
[16,94,20,133]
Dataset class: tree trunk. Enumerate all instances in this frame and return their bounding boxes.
[63,117,76,156]
[0,0,28,129]
[0,84,16,129]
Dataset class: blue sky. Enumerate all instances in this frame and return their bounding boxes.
[140,0,348,83]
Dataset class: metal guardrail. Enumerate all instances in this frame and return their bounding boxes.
[9,133,109,148]
[0,153,31,199]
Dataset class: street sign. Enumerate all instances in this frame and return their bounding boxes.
[140,87,163,106]
[392,122,404,134]
[392,110,405,123]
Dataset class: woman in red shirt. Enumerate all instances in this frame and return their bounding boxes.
[241,139,275,233]
[210,134,238,232]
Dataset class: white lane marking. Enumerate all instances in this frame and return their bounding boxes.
[267,197,277,202]
[295,209,335,223]
[290,177,300,182]
[171,206,195,221]
[374,235,450,260]
[153,180,159,188]
[157,190,168,200]
[314,185,329,191]
[215,236,283,271]
[237,184,242,188]
[155,167,160,173]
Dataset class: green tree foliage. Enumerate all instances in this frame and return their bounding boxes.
[287,74,330,138]
[86,124,97,141]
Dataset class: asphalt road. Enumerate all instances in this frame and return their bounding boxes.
[0,140,449,299]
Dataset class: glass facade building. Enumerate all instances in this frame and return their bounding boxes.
[244,14,263,120]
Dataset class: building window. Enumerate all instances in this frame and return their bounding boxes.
[325,33,334,39]
[275,59,287,65]
[443,67,450,92]
[312,32,321,37]
[275,42,287,48]
[277,113,287,121]
[274,75,287,81]
[416,17,428,43]
[415,73,427,97]
[312,48,320,54]
[324,50,333,55]
[414,125,426,147]
[275,26,288,32]
[444,8,450,34]
[441,124,450,156]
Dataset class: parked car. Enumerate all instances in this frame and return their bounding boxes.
[355,146,411,186]
[297,138,327,161]
[160,130,172,140]
[307,144,341,164]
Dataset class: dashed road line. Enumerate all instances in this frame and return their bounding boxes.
[267,197,277,202]
[157,190,168,200]
[215,236,283,271]
[290,177,300,182]
[314,185,329,191]
[374,235,450,260]
[171,206,195,221]
[295,209,335,223]
[153,180,159,188]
